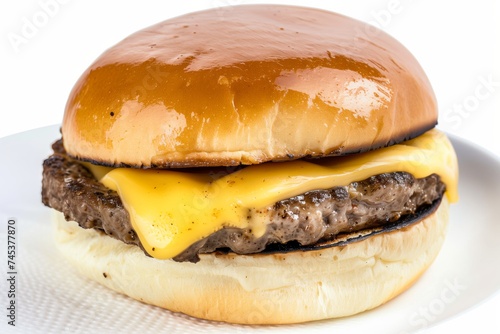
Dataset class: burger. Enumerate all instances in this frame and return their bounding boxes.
[41,5,458,324]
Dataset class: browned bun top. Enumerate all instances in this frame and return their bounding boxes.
[62,5,437,168]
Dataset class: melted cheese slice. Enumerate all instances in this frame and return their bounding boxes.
[88,129,458,259]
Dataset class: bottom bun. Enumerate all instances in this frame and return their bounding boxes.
[53,197,449,325]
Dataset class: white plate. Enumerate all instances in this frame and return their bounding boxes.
[1,125,499,334]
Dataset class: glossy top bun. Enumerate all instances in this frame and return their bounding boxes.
[62,5,437,168]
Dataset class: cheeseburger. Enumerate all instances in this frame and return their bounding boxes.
[41,5,458,324]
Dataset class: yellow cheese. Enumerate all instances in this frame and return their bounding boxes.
[89,129,458,259]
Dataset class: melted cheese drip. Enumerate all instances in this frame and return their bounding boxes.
[89,129,458,259]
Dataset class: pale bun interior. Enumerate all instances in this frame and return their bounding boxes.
[62,5,437,168]
[53,197,449,325]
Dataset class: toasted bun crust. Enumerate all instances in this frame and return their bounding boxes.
[62,5,437,168]
[53,197,449,324]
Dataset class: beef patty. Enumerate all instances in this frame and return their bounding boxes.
[42,139,446,262]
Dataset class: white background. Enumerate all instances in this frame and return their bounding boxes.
[1,1,499,333]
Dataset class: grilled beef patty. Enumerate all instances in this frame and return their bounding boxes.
[42,139,446,262]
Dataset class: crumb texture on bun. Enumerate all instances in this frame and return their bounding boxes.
[62,5,437,168]
[53,197,449,324]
